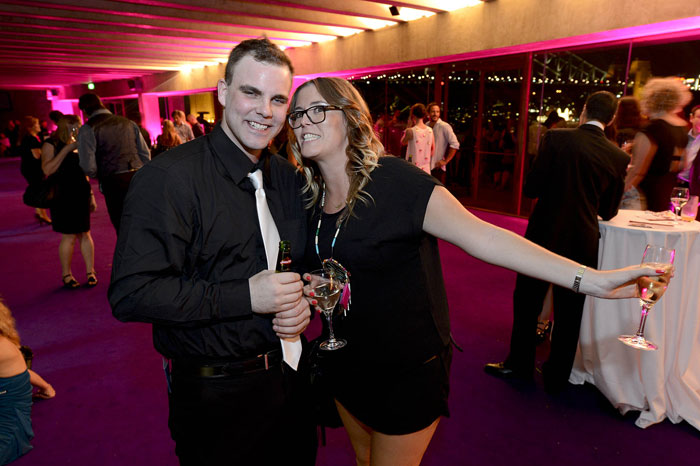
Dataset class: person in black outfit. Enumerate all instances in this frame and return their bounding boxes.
[288,78,660,465]
[132,112,153,150]
[485,91,630,393]
[19,116,51,225]
[41,115,97,289]
[77,93,150,233]
[623,77,691,211]
[108,39,315,465]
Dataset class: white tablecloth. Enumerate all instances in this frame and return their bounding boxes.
[570,209,700,430]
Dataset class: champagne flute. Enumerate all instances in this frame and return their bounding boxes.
[304,269,346,351]
[69,125,79,144]
[670,187,689,224]
[618,244,674,351]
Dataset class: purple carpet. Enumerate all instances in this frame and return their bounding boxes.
[0,157,696,465]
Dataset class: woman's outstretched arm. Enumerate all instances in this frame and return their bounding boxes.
[422,186,661,299]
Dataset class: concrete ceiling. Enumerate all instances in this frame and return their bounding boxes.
[0,0,481,89]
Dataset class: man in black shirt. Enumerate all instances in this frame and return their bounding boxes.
[108,39,315,464]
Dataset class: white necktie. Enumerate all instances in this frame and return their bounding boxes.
[248,169,302,370]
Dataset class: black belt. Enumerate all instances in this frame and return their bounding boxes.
[172,349,283,378]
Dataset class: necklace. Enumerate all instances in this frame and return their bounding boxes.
[314,183,343,263]
[314,183,351,314]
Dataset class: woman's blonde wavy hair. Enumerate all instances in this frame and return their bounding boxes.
[640,77,692,116]
[288,77,383,218]
[0,298,20,347]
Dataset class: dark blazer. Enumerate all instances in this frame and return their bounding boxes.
[523,123,630,266]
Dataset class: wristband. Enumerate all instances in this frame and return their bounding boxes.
[572,265,587,293]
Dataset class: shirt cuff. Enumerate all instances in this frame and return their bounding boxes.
[219,278,253,318]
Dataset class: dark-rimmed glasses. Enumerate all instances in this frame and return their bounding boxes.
[287,105,343,129]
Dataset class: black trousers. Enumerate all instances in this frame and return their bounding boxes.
[168,362,317,466]
[506,273,586,388]
[99,170,136,233]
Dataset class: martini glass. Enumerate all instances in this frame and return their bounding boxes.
[618,245,674,351]
[305,269,346,351]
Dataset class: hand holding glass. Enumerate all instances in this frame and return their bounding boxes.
[69,126,79,144]
[618,244,674,351]
[304,269,346,351]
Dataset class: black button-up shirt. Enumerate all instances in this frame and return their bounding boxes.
[108,123,307,360]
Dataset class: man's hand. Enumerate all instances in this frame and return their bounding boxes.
[435,159,447,168]
[272,299,311,338]
[249,270,304,315]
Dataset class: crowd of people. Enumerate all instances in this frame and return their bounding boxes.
[2,37,699,466]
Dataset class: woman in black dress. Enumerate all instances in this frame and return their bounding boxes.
[41,115,97,289]
[288,77,665,465]
[19,116,51,224]
[624,77,691,211]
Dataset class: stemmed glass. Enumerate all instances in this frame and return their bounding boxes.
[304,269,346,351]
[618,244,674,351]
[670,187,689,224]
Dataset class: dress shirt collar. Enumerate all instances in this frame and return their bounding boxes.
[208,123,273,188]
[88,108,112,119]
[582,120,605,131]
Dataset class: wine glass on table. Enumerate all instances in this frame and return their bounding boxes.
[304,269,346,351]
[670,187,689,224]
[618,244,675,351]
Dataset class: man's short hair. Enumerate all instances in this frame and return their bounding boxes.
[585,91,618,125]
[690,105,700,118]
[427,102,440,112]
[78,93,105,116]
[171,110,184,119]
[48,110,64,124]
[224,38,294,85]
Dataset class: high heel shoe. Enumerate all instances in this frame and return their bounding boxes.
[536,320,552,345]
[35,213,52,225]
[62,274,80,289]
[86,271,98,288]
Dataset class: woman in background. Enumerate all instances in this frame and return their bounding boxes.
[401,103,434,173]
[612,96,645,151]
[0,298,55,465]
[41,115,97,289]
[624,77,690,211]
[19,116,51,225]
[152,119,182,158]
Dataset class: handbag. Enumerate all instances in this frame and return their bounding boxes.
[23,178,56,208]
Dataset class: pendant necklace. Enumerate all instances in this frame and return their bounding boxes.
[314,182,351,314]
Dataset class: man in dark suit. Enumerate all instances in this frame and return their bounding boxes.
[485,91,630,393]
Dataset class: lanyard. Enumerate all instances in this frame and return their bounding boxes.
[314,183,343,264]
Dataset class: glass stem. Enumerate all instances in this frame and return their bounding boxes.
[636,303,652,338]
[326,312,336,342]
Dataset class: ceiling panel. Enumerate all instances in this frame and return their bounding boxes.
[0,0,480,89]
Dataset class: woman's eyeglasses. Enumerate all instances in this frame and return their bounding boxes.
[287,105,343,129]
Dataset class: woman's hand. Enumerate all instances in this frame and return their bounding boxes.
[583,265,673,299]
[33,383,55,399]
[301,273,320,312]
[89,193,97,213]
